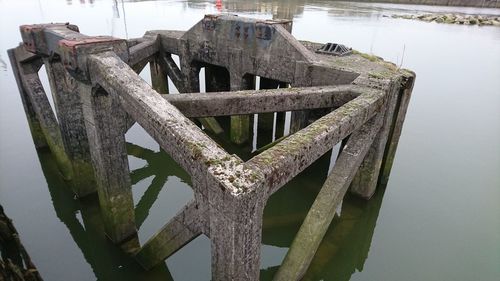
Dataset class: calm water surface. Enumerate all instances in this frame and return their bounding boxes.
[0,1,499,280]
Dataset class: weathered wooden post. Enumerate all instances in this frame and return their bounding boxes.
[7,48,48,150]
[80,85,136,243]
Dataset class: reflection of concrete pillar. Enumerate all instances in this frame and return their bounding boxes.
[303,187,387,280]
[80,86,136,243]
[44,59,97,197]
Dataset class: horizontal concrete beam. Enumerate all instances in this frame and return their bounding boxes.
[88,52,231,181]
[128,38,159,68]
[163,85,360,117]
[246,89,387,197]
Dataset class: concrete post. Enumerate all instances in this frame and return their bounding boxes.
[230,74,254,144]
[44,59,97,197]
[150,55,169,95]
[379,73,415,187]
[80,85,136,243]
[207,175,265,280]
[350,78,401,198]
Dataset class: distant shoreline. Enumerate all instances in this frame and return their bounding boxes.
[340,0,500,9]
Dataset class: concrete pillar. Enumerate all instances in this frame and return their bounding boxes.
[180,57,200,93]
[7,48,47,149]
[209,193,264,280]
[379,73,415,187]
[229,74,254,144]
[80,86,136,243]
[9,47,73,180]
[350,79,401,198]
[44,59,97,197]
[150,55,169,95]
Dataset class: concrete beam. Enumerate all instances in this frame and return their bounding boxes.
[379,73,416,187]
[247,88,387,197]
[128,38,159,69]
[163,85,358,117]
[159,53,187,93]
[88,52,231,182]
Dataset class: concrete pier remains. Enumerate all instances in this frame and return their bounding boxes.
[9,15,415,280]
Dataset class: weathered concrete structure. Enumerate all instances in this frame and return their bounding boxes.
[9,15,414,280]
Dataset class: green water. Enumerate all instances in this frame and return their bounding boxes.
[0,1,499,280]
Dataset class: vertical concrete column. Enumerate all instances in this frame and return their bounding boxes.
[180,57,200,93]
[80,86,136,243]
[350,79,401,198]
[150,55,169,95]
[44,60,97,197]
[205,65,230,92]
[289,65,311,134]
[209,191,264,280]
[230,74,254,144]
[7,49,47,149]
[379,73,415,187]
